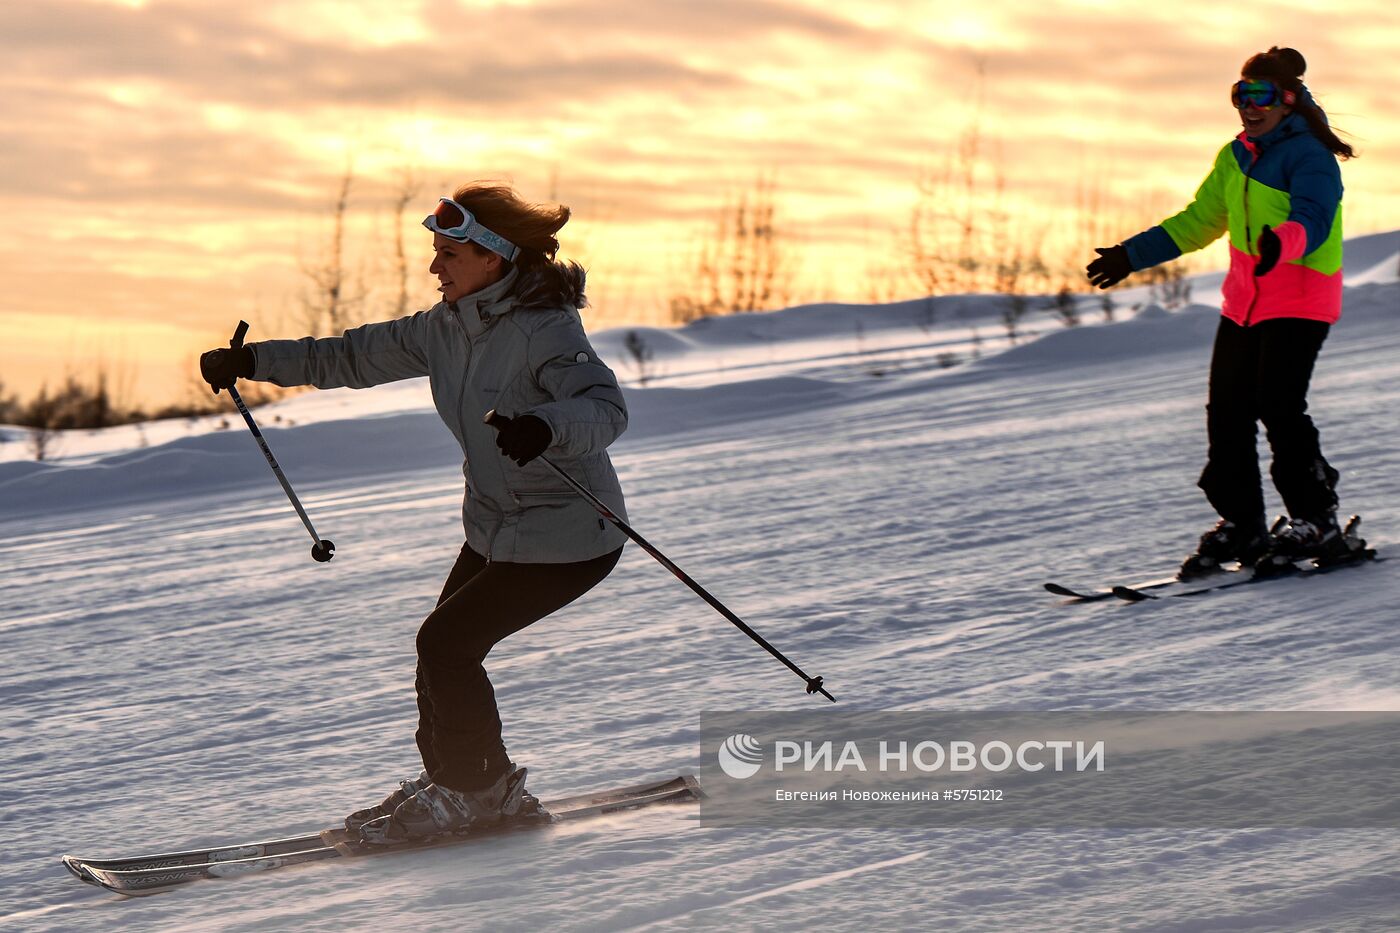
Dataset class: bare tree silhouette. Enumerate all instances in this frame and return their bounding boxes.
[670,173,792,323]
[389,166,424,318]
[300,164,366,335]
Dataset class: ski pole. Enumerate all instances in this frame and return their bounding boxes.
[224,321,335,563]
[484,410,834,702]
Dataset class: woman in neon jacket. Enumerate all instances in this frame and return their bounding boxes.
[1086,46,1358,578]
[201,183,628,841]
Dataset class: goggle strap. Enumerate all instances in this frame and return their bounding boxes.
[424,198,520,262]
[466,226,520,262]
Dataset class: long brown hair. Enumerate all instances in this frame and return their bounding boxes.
[1242,46,1356,159]
[450,182,587,309]
[451,182,571,270]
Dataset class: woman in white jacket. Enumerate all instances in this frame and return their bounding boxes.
[201,183,628,841]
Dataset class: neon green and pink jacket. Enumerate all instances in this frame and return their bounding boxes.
[1123,110,1344,325]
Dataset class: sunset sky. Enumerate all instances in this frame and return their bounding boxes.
[2,0,1397,408]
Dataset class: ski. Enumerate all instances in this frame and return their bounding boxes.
[1045,573,1213,602]
[64,774,703,897]
[74,843,339,896]
[1113,547,1382,601]
[61,830,328,886]
[1048,517,1380,603]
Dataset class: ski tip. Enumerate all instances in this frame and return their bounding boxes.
[1044,582,1113,601]
[1111,585,1155,602]
[678,773,707,800]
[72,864,147,897]
[61,855,99,885]
[1044,582,1090,598]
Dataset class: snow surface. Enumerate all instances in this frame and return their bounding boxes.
[2,230,1399,932]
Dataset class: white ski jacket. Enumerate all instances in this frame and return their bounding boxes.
[249,263,628,563]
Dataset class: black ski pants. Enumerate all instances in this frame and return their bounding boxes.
[414,543,622,792]
[1198,316,1338,526]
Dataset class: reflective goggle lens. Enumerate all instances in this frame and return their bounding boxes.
[431,199,467,233]
[422,197,520,262]
[1232,80,1280,110]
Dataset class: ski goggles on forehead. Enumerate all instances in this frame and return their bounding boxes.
[1231,79,1297,111]
[423,198,520,262]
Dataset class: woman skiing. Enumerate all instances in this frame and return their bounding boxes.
[1086,46,1357,579]
[200,183,629,841]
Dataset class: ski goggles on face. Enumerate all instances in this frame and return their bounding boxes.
[1231,79,1297,111]
[422,198,520,262]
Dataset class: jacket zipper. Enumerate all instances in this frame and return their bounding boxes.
[451,307,495,560]
[1239,135,1271,327]
[1241,158,1261,326]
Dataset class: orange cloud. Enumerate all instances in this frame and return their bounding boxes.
[0,0,1395,406]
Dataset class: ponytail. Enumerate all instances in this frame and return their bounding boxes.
[1292,92,1355,160]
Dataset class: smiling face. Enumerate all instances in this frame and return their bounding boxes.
[429,232,505,303]
[1238,75,1291,138]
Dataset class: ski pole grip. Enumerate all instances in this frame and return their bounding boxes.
[231,320,249,350]
[483,409,512,431]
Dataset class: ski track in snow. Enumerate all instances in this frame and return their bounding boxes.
[2,239,1399,932]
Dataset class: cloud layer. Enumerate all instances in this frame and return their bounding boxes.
[2,0,1396,404]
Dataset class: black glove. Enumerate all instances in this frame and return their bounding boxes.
[1086,245,1132,289]
[1254,224,1281,277]
[199,346,254,395]
[495,414,553,467]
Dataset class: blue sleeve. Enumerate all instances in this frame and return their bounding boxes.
[1122,226,1182,271]
[1288,145,1342,253]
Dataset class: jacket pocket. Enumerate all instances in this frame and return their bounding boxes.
[513,490,576,501]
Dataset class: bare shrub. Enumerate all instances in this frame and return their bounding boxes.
[300,164,368,335]
[389,166,424,318]
[622,330,656,386]
[1141,262,1193,309]
[1053,286,1080,327]
[1100,293,1116,322]
[670,173,792,323]
[24,385,59,461]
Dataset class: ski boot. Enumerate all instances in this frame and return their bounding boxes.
[344,771,432,833]
[359,764,538,844]
[1256,513,1371,575]
[1179,517,1271,580]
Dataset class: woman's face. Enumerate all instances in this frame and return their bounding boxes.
[1238,75,1291,137]
[429,232,504,303]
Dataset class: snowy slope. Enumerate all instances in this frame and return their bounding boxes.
[2,233,1399,932]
